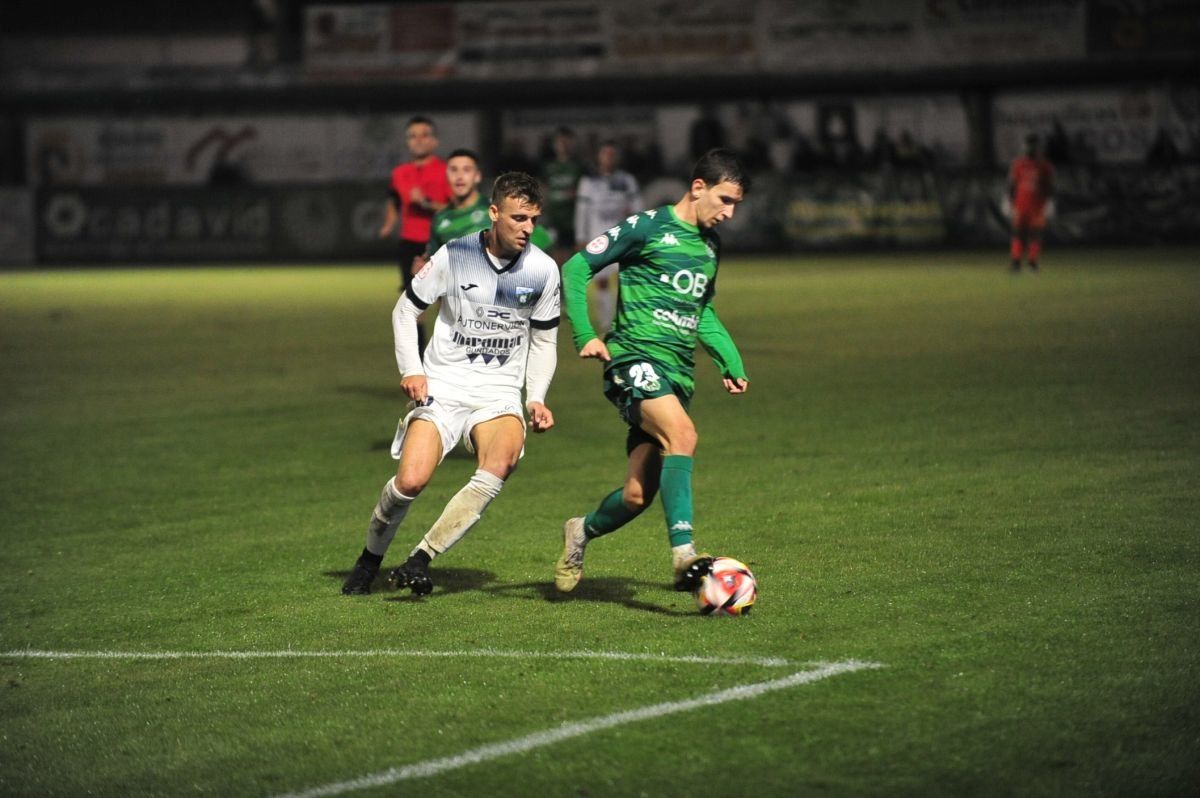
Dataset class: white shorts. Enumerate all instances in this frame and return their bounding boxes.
[391,385,525,463]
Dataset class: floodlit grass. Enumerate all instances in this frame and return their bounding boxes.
[1,249,1197,796]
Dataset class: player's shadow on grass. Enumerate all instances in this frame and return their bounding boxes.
[487,578,694,617]
[324,567,495,600]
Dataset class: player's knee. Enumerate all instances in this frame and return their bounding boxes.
[393,474,428,497]
[479,452,519,480]
[622,483,655,512]
[665,426,698,456]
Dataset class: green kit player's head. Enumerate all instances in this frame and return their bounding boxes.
[687,148,749,230]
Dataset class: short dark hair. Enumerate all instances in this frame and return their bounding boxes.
[692,148,749,192]
[406,115,436,133]
[554,126,575,138]
[491,171,543,208]
[446,148,480,165]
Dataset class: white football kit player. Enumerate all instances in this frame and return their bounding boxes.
[391,231,560,460]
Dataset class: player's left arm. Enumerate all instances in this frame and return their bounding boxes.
[524,263,561,432]
[698,303,748,394]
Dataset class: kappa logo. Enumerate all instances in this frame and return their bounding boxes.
[645,209,658,218]
[438,219,451,229]
[626,214,640,227]
[704,242,715,258]
[670,520,693,532]
[607,226,621,240]
[661,233,678,246]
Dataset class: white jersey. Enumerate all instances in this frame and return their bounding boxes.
[574,170,643,243]
[406,232,561,397]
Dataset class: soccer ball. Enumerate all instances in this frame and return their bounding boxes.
[695,557,757,616]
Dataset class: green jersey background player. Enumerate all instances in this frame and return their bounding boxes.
[555,148,750,594]
[423,149,552,265]
[540,126,586,263]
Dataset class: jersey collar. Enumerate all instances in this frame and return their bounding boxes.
[667,203,700,232]
[478,231,522,274]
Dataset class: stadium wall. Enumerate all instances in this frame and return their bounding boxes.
[27,164,1200,265]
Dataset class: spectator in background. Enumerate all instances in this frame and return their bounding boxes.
[540,127,586,264]
[497,138,539,177]
[689,105,726,163]
[380,116,451,356]
[791,131,821,171]
[893,130,930,170]
[868,127,896,169]
[1045,120,1071,165]
[575,140,643,334]
[1008,133,1055,273]
[1147,127,1180,165]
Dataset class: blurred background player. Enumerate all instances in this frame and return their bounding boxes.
[574,140,643,333]
[419,148,489,266]
[1008,133,1056,272]
[554,148,749,595]
[420,148,553,269]
[380,116,452,354]
[539,126,585,264]
[343,172,560,596]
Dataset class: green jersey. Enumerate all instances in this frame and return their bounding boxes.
[562,203,745,396]
[427,193,552,255]
[426,195,491,256]
[542,158,585,241]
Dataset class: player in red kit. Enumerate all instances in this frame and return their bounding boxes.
[1008,133,1055,273]
[380,116,453,353]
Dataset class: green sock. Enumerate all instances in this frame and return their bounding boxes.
[661,455,695,547]
[584,488,644,538]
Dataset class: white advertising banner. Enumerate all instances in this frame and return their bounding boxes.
[25,113,479,186]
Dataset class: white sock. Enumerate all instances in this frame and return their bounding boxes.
[365,479,416,557]
[671,542,697,570]
[415,469,505,559]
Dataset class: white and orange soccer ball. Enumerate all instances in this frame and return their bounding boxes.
[695,557,757,616]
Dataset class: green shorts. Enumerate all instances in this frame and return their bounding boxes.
[602,357,691,454]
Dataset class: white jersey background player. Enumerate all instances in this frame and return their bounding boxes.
[574,140,642,334]
[342,172,560,596]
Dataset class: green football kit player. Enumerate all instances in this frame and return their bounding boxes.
[426,149,552,258]
[555,148,750,594]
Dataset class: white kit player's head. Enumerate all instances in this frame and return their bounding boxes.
[487,172,543,258]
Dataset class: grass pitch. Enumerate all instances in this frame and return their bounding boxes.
[1,249,1197,796]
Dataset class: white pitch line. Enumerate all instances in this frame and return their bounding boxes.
[275,660,882,798]
[0,648,794,668]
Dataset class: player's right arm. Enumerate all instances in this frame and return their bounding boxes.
[562,217,647,357]
[392,246,448,401]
